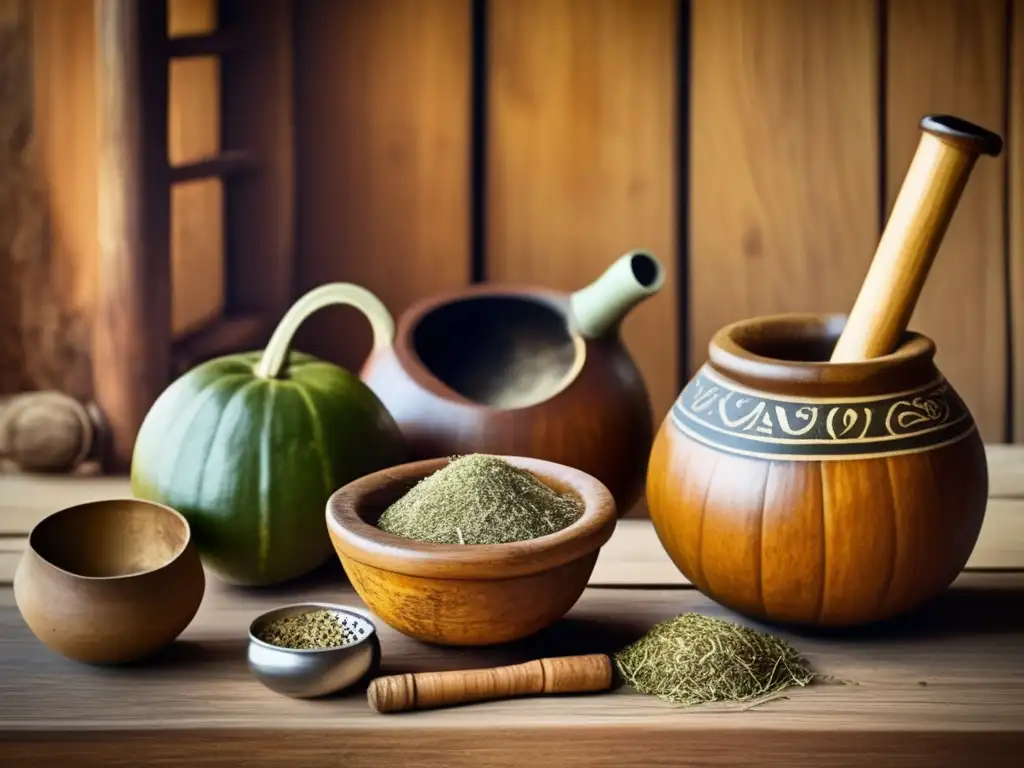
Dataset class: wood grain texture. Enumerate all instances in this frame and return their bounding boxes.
[293,0,470,372]
[93,0,172,470]
[487,0,678,441]
[0,473,133,535]
[220,0,295,323]
[17,0,227,399]
[832,121,1003,363]
[0,0,41,396]
[648,314,990,626]
[367,654,613,713]
[689,0,878,369]
[4,502,1024,588]
[594,503,1024,587]
[326,456,616,646]
[0,731,1020,768]
[20,0,98,400]
[3,465,1024,588]
[759,459,825,623]
[885,0,1008,441]
[819,458,899,622]
[1,574,1023,766]
[1013,0,1024,442]
[645,409,719,592]
[649,432,990,624]
[697,450,770,618]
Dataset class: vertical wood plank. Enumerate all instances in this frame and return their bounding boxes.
[93,0,171,470]
[487,0,679,432]
[1011,0,1024,442]
[689,0,879,375]
[221,0,295,325]
[30,0,97,303]
[25,0,99,400]
[293,0,471,371]
[886,0,1008,442]
[168,0,224,338]
[0,0,32,395]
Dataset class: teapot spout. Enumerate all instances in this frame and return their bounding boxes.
[569,251,665,339]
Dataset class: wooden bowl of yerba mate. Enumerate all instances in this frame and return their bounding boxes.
[325,454,618,646]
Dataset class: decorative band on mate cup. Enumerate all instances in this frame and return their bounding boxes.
[670,365,975,461]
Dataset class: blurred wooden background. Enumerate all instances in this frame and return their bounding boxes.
[1,0,1022,450]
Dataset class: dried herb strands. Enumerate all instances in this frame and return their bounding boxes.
[377,454,585,545]
[256,609,366,650]
[614,613,814,706]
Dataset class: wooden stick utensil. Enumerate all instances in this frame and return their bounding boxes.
[367,654,614,713]
[830,115,1003,363]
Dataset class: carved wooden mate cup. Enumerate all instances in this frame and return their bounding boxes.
[647,115,1003,627]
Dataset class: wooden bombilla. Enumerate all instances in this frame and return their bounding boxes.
[367,654,614,713]
[831,115,1003,362]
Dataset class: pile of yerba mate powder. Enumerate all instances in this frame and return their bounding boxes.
[376,454,584,545]
[614,613,815,706]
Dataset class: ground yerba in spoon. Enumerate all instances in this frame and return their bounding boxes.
[614,613,815,707]
[376,454,584,545]
[256,610,364,650]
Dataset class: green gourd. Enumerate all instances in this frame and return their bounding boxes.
[130,284,405,586]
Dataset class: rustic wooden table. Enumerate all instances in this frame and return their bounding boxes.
[1,446,1023,767]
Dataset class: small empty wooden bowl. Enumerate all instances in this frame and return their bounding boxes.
[13,498,205,664]
[326,456,617,646]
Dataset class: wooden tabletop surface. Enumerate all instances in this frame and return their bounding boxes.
[1,445,1023,767]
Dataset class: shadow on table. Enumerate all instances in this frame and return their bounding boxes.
[142,638,249,669]
[374,614,647,686]
[755,580,1024,642]
[212,557,351,599]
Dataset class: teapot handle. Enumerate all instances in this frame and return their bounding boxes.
[255,283,395,379]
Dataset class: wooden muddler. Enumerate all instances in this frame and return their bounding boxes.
[830,115,1003,363]
[366,653,614,713]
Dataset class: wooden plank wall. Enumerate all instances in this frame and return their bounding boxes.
[1012,0,1024,442]
[885,0,1008,441]
[17,0,97,401]
[293,0,1020,445]
[4,0,1022,458]
[10,0,226,401]
[487,0,679,421]
[688,0,879,395]
[292,0,472,369]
